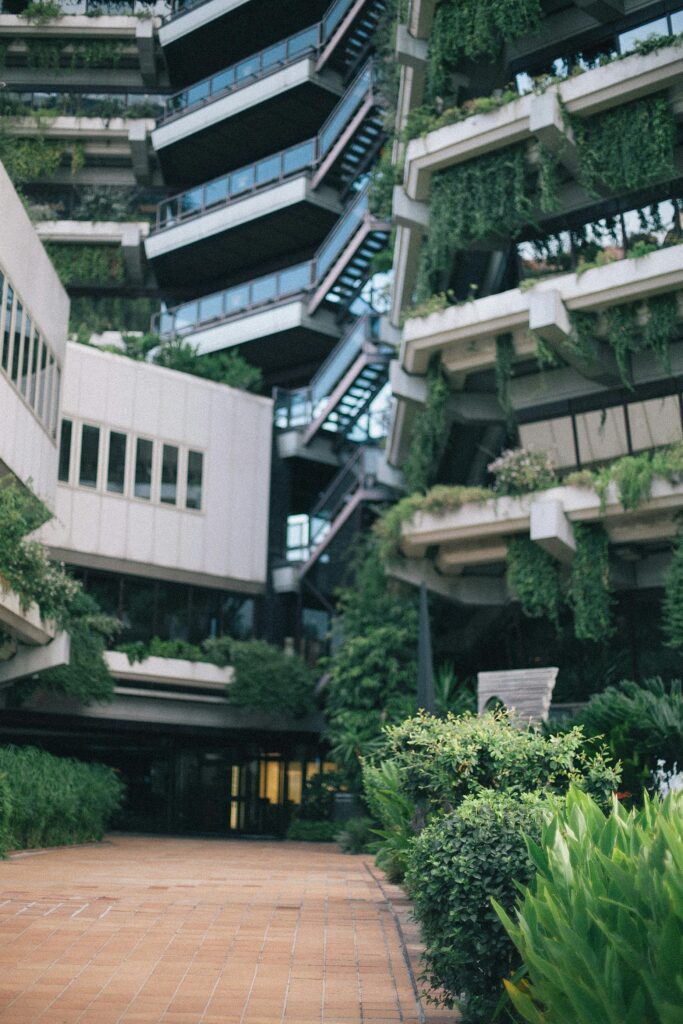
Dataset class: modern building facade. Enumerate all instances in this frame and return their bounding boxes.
[0,0,394,833]
[384,0,683,695]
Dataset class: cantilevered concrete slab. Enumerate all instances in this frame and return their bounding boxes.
[154,59,342,185]
[145,177,341,287]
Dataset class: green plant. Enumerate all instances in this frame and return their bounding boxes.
[297,770,341,821]
[495,332,515,425]
[285,819,340,842]
[19,1,63,24]
[153,339,262,393]
[0,745,124,850]
[488,447,557,496]
[0,771,11,857]
[506,536,563,626]
[407,790,548,1019]
[336,816,374,854]
[496,787,683,1024]
[45,243,125,286]
[644,292,679,373]
[362,758,416,882]
[664,534,683,651]
[402,290,454,320]
[566,523,614,642]
[575,677,683,796]
[402,361,450,492]
[382,710,619,815]
[433,663,476,716]
[210,639,316,719]
[572,94,675,198]
[368,141,399,221]
[117,637,205,663]
[428,0,542,95]
[604,302,641,388]
[375,485,494,562]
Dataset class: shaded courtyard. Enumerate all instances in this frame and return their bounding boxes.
[0,837,444,1024]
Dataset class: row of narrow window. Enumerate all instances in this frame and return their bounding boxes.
[0,268,61,439]
[58,418,204,511]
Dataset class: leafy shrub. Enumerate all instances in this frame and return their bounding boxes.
[337,816,374,854]
[497,787,683,1024]
[488,447,557,496]
[118,637,204,663]
[285,819,340,842]
[215,639,316,719]
[297,770,342,821]
[407,790,548,1020]
[383,711,620,816]
[362,759,415,882]
[575,677,683,796]
[0,771,11,857]
[402,362,450,493]
[0,745,124,850]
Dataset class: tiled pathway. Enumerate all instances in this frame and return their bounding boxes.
[0,837,452,1024]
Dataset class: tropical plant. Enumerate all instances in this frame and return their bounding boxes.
[361,758,416,882]
[375,484,494,562]
[575,677,683,796]
[663,534,683,650]
[496,787,683,1024]
[0,745,124,850]
[566,523,614,642]
[506,536,562,626]
[336,816,374,854]
[217,639,316,719]
[19,1,63,24]
[402,361,450,492]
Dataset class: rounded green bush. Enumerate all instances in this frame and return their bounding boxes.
[406,790,548,1021]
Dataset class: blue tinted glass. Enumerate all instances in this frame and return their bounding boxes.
[199,294,223,322]
[212,67,235,93]
[236,56,259,81]
[175,302,198,333]
[159,311,174,336]
[204,178,228,207]
[225,285,250,312]
[619,17,668,53]
[671,10,683,32]
[180,188,202,215]
[255,154,280,184]
[251,275,278,304]
[290,26,317,55]
[186,81,210,106]
[263,41,286,66]
[230,166,255,195]
[279,264,311,294]
[283,140,314,174]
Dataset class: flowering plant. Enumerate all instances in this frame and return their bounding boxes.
[487,447,557,496]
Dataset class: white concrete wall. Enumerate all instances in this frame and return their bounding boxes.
[0,160,69,508]
[37,342,273,592]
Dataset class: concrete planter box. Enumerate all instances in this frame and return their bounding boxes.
[0,573,55,647]
[105,650,234,692]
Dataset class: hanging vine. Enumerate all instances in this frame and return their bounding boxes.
[495,333,515,427]
[428,0,542,97]
[663,533,683,650]
[565,523,614,642]
[506,536,562,627]
[402,360,451,493]
[572,93,675,198]
[44,243,125,286]
[604,302,641,388]
[643,293,679,373]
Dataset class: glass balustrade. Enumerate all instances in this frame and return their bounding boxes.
[314,186,368,280]
[318,63,371,156]
[155,262,313,338]
[163,24,320,121]
[156,138,316,228]
[322,0,355,40]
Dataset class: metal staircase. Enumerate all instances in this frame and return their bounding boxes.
[318,0,389,76]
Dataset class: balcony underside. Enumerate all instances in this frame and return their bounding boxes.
[147,197,340,289]
[187,307,341,386]
[155,80,340,187]
[160,0,327,87]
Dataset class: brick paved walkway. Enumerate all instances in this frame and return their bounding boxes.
[0,836,451,1024]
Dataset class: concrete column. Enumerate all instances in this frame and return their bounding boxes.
[529,90,579,175]
[0,631,71,688]
[135,20,157,85]
[529,289,620,385]
[392,186,429,233]
[121,226,146,286]
[530,499,576,564]
[128,123,151,185]
[396,25,428,69]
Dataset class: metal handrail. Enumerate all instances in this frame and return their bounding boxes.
[153,262,313,338]
[160,24,321,124]
[154,137,316,230]
[151,60,374,234]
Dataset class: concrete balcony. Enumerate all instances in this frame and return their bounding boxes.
[159,0,328,87]
[36,220,150,288]
[153,26,342,185]
[105,650,233,695]
[391,39,683,320]
[0,14,164,89]
[154,262,341,383]
[391,475,683,604]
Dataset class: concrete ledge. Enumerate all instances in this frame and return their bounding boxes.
[36,220,150,244]
[0,631,70,688]
[0,576,55,647]
[0,14,140,37]
[105,650,233,691]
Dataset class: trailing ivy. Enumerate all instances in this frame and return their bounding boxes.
[495,333,515,426]
[44,243,125,286]
[663,534,683,650]
[565,523,614,642]
[23,38,130,71]
[643,293,679,373]
[506,536,562,627]
[604,302,641,388]
[572,94,676,198]
[428,0,542,96]
[566,442,683,512]
[402,361,451,492]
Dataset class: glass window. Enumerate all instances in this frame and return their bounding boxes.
[29,331,39,407]
[618,17,668,54]
[186,450,203,510]
[160,444,178,505]
[51,366,60,438]
[20,318,32,397]
[44,353,55,431]
[11,301,23,383]
[58,419,72,483]
[1,282,12,373]
[107,431,127,493]
[37,341,48,420]
[671,10,683,34]
[134,438,154,500]
[230,165,255,195]
[79,423,100,488]
[204,177,229,207]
